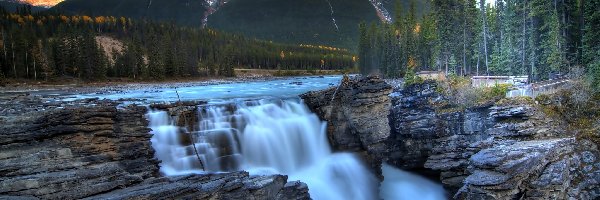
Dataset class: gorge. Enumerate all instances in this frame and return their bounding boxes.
[1,75,598,199]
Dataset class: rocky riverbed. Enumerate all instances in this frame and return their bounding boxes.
[302,76,600,199]
[0,96,309,199]
[2,75,599,199]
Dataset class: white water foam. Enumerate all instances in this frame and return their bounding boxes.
[147,99,445,200]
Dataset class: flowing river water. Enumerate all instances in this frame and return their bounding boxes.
[69,76,446,200]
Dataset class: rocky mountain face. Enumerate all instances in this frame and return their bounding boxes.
[0,96,309,199]
[302,77,600,199]
[0,0,48,11]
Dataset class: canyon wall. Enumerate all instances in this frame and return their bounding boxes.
[301,75,392,178]
[302,77,600,199]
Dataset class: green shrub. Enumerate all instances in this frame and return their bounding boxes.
[437,75,511,108]
[405,68,424,86]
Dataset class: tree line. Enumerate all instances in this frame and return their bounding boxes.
[0,6,355,82]
[359,0,600,90]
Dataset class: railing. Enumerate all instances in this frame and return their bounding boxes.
[506,79,570,98]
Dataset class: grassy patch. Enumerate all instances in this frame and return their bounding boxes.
[496,96,535,106]
[436,75,511,108]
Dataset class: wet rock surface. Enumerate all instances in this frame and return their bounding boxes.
[304,78,600,199]
[301,75,392,177]
[0,96,310,199]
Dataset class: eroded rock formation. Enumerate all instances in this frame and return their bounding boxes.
[303,77,600,199]
[301,75,392,177]
[0,97,309,199]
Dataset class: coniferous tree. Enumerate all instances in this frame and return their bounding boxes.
[583,0,600,90]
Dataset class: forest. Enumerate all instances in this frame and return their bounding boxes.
[359,0,600,91]
[0,6,355,82]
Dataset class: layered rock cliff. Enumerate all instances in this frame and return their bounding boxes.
[301,75,392,177]
[0,97,309,199]
[303,77,600,199]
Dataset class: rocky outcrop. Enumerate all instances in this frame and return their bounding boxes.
[0,97,310,199]
[0,100,157,199]
[388,81,496,171]
[458,138,576,199]
[301,75,392,177]
[85,172,310,200]
[304,78,599,199]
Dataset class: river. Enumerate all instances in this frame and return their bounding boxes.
[69,75,446,200]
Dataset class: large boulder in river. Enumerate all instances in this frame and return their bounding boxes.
[301,75,393,177]
[0,97,310,199]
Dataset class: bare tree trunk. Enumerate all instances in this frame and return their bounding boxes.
[12,42,16,78]
[33,56,36,81]
[561,0,570,70]
[463,14,467,76]
[522,1,527,76]
[445,54,449,75]
[477,51,480,76]
[480,0,489,75]
[530,8,536,82]
[25,51,28,78]
[579,0,585,66]
[2,32,6,62]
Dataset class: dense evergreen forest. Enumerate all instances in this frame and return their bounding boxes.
[359,0,600,90]
[52,0,207,27]
[0,6,355,82]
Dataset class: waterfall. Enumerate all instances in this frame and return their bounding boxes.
[147,99,378,199]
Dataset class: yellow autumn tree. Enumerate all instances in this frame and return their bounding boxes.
[82,16,93,24]
[25,15,34,22]
[71,16,80,24]
[94,16,105,24]
[408,56,417,69]
[60,15,70,23]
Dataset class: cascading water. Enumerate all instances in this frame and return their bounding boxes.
[73,76,445,199]
[147,99,378,199]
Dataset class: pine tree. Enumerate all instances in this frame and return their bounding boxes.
[583,0,600,90]
[147,37,165,80]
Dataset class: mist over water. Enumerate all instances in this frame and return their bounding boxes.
[381,164,447,200]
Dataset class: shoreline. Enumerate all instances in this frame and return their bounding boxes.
[0,75,335,97]
[0,69,350,96]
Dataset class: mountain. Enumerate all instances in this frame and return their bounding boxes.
[207,0,380,50]
[18,0,62,7]
[52,0,208,27]
[0,0,48,12]
[50,0,415,50]
[381,0,430,19]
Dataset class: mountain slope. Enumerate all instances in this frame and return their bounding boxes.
[0,0,48,12]
[52,0,207,27]
[51,0,398,49]
[382,0,430,19]
[207,0,381,50]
